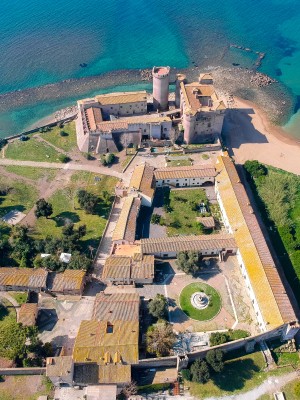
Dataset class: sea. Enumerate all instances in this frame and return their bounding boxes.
[1,0,300,139]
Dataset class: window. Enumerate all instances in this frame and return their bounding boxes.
[120,106,123,108]
[106,323,114,333]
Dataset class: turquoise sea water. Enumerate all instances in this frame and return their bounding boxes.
[1,0,300,137]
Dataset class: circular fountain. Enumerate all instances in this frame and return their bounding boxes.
[191,292,209,310]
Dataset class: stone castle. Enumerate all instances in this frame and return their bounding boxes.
[76,67,226,154]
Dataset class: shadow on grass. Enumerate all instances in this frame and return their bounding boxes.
[211,358,260,392]
[0,304,9,321]
[54,211,80,226]
[0,204,26,217]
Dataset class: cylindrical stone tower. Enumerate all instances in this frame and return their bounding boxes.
[152,66,170,111]
[175,73,187,108]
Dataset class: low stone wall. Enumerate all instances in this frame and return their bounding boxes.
[0,367,46,375]
[183,143,221,154]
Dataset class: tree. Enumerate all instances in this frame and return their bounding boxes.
[105,153,115,164]
[206,349,224,372]
[41,255,64,271]
[0,319,27,360]
[176,251,200,275]
[209,332,229,347]
[181,368,191,381]
[58,154,71,163]
[35,198,53,219]
[244,160,267,179]
[148,294,168,320]
[68,252,92,271]
[190,359,210,383]
[146,321,176,357]
[121,381,137,398]
[77,190,98,214]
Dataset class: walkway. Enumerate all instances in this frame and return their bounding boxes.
[0,158,123,180]
[93,197,124,278]
[0,292,20,317]
[206,370,299,400]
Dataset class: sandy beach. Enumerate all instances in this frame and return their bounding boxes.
[222,97,300,175]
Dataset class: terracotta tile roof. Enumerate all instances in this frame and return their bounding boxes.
[96,121,128,133]
[72,320,139,364]
[73,362,131,385]
[155,165,216,180]
[140,234,236,254]
[51,270,86,293]
[18,303,38,326]
[93,292,140,322]
[216,156,297,327]
[102,255,154,281]
[180,82,223,115]
[112,197,141,242]
[129,163,155,199]
[197,216,215,229]
[102,256,131,280]
[46,356,73,377]
[95,91,147,106]
[121,115,171,124]
[0,268,47,289]
[85,107,103,131]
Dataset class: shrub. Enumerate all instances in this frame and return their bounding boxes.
[151,214,161,224]
[59,154,70,163]
[59,130,68,137]
[148,294,168,320]
[181,368,191,381]
[244,160,267,178]
[209,332,229,346]
[105,153,115,164]
[206,349,224,372]
[190,359,210,383]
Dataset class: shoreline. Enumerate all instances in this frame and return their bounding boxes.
[223,96,300,175]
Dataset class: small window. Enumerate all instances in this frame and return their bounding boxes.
[120,106,123,108]
[111,107,113,109]
[106,323,114,333]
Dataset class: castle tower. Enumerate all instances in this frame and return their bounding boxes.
[152,66,170,111]
[183,112,196,144]
[175,73,186,108]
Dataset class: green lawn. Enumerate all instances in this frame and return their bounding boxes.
[4,166,57,181]
[246,164,300,306]
[189,348,294,399]
[167,159,192,167]
[179,282,221,321]
[9,292,28,305]
[5,137,63,162]
[34,172,118,251]
[0,176,38,217]
[0,299,16,323]
[163,189,208,236]
[41,121,77,152]
[257,378,300,400]
[121,154,134,169]
[269,339,300,368]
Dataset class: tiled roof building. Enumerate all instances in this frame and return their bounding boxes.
[102,255,154,284]
[18,303,38,326]
[112,196,141,244]
[215,155,298,337]
[140,234,236,258]
[129,163,155,206]
[0,268,48,292]
[50,270,86,295]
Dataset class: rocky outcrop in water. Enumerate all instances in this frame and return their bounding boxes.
[250,72,277,87]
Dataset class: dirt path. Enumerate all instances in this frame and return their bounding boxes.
[0,158,124,179]
[20,168,74,227]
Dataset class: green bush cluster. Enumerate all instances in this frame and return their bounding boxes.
[182,349,224,384]
[209,330,250,346]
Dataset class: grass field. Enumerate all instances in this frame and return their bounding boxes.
[167,159,192,167]
[246,164,300,306]
[257,378,300,400]
[9,292,28,305]
[0,375,54,400]
[189,348,294,399]
[0,176,38,217]
[5,137,62,162]
[34,171,118,251]
[179,282,221,321]
[164,189,208,236]
[41,121,77,152]
[4,166,57,181]
[0,298,16,324]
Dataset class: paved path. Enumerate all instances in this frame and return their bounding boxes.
[206,370,299,400]
[0,158,123,179]
[93,197,124,278]
[0,292,20,317]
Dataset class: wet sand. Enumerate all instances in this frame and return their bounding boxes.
[223,96,300,175]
